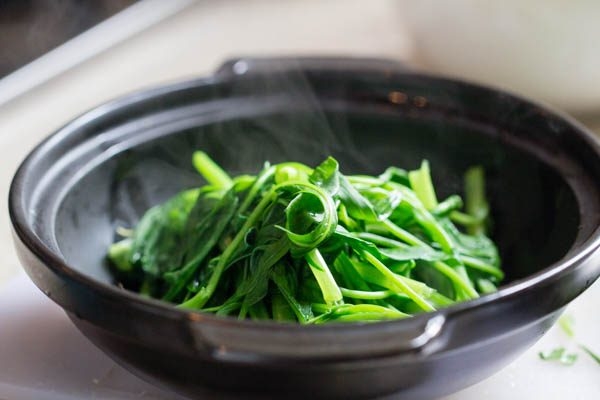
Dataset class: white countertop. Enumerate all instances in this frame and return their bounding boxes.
[0,273,598,400]
[0,1,598,398]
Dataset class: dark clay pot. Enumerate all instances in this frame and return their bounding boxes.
[9,57,600,399]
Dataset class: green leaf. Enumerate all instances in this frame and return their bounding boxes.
[538,347,578,365]
[240,235,290,308]
[162,189,238,301]
[271,288,296,322]
[439,219,501,269]
[361,187,402,221]
[330,226,381,258]
[356,232,444,262]
[313,159,382,222]
[337,203,359,231]
[279,185,338,252]
[379,166,410,186]
[271,263,313,322]
[430,260,479,300]
[333,252,373,292]
[274,162,312,184]
[107,238,134,272]
[338,174,379,222]
[413,261,456,299]
[309,156,340,195]
[358,252,436,311]
[130,189,199,278]
[180,186,277,309]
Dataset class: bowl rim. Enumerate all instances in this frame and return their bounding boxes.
[8,63,600,336]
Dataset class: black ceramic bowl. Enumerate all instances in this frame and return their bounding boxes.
[9,58,600,399]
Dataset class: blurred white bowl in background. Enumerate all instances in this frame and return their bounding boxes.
[400,1,600,114]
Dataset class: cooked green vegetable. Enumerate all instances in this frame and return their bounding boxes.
[539,314,600,367]
[538,347,579,366]
[580,345,600,366]
[107,152,502,323]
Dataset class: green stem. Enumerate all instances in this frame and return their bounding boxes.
[306,248,344,306]
[107,239,133,272]
[238,165,276,215]
[432,195,463,218]
[450,211,483,226]
[464,166,489,236]
[374,221,483,298]
[340,287,400,300]
[408,160,438,210]
[271,290,296,321]
[179,190,275,309]
[380,219,430,247]
[459,255,504,280]
[346,175,386,187]
[192,151,233,189]
[432,261,479,299]
[248,301,269,320]
[414,210,454,254]
[362,251,436,312]
[356,232,406,248]
[579,344,600,366]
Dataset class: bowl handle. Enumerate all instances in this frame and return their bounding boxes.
[189,314,446,363]
[215,56,409,78]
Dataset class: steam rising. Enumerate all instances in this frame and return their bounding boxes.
[207,59,374,173]
[108,59,378,232]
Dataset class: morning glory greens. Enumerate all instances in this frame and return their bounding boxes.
[107,152,502,323]
[538,314,600,367]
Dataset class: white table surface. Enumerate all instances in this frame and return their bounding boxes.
[0,273,597,400]
[0,1,598,399]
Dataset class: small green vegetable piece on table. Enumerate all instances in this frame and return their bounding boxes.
[538,314,600,367]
